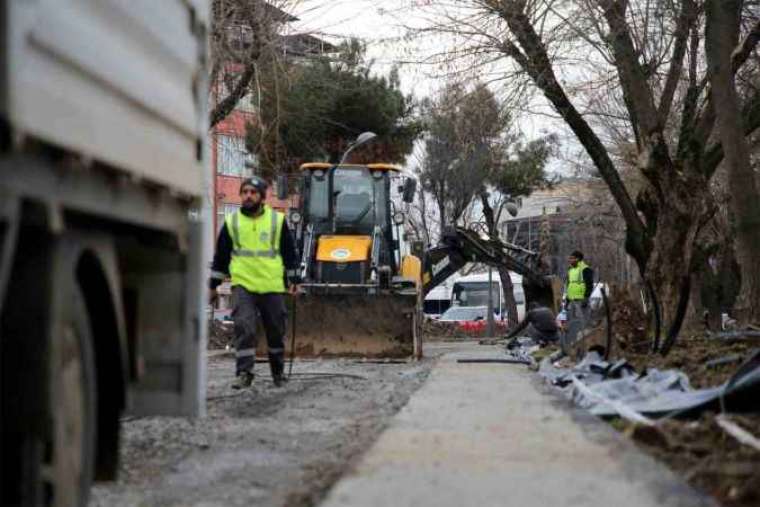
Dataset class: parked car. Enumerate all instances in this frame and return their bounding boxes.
[438,306,507,333]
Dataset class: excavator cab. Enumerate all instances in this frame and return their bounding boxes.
[296,164,395,286]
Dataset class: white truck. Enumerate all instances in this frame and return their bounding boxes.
[1,2,209,505]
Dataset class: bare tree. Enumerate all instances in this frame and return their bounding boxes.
[209,0,301,128]
[405,0,760,350]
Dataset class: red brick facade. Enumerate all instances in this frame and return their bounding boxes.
[211,108,297,235]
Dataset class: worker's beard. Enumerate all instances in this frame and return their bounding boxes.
[241,200,262,216]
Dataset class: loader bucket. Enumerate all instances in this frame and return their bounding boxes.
[282,292,422,358]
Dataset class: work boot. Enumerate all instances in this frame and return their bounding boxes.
[272,373,288,387]
[269,354,286,387]
[231,371,254,390]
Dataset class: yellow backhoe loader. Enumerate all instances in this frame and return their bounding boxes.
[280,158,560,359]
[287,162,425,358]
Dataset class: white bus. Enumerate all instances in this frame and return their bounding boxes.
[424,283,453,319]
[450,272,526,322]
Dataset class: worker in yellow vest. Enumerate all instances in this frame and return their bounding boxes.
[563,250,593,350]
[566,250,593,306]
[209,176,299,389]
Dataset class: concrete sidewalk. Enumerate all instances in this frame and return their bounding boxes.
[320,343,714,507]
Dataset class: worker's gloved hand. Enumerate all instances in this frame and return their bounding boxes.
[581,299,589,309]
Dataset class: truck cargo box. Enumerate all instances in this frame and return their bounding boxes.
[1,0,208,196]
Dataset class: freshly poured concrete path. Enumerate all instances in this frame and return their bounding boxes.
[320,343,714,507]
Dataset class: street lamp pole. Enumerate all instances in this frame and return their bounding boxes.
[487,267,495,337]
[338,131,377,165]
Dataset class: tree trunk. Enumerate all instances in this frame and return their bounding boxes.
[437,199,447,239]
[685,241,717,330]
[701,254,723,331]
[646,177,709,353]
[418,190,432,246]
[480,194,520,329]
[686,268,705,330]
[497,268,519,329]
[705,0,760,323]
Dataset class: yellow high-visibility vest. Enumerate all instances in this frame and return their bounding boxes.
[225,206,285,294]
[567,261,589,301]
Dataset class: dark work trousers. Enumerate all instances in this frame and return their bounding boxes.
[562,301,589,354]
[231,286,286,379]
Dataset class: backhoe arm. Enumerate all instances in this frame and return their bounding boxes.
[422,227,559,309]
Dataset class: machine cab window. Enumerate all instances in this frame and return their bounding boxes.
[331,167,377,233]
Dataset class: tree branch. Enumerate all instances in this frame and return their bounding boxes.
[676,22,702,159]
[209,62,257,128]
[494,0,649,266]
[691,17,760,145]
[599,0,660,136]
[703,86,760,176]
[658,0,697,121]
[732,18,760,73]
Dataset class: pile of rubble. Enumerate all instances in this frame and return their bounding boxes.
[608,287,648,352]
[503,316,760,507]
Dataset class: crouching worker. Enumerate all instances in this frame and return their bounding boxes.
[504,302,559,347]
[209,176,300,389]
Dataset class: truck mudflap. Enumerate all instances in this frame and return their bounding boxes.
[273,292,422,358]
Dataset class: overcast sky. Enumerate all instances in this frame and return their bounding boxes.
[291,1,444,96]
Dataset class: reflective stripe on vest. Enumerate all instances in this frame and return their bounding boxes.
[567,261,589,301]
[226,206,285,293]
[229,210,280,258]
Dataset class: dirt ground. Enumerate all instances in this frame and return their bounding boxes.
[583,296,760,507]
[90,353,433,507]
[618,333,760,507]
[621,413,760,507]
[623,334,756,388]
[91,321,760,507]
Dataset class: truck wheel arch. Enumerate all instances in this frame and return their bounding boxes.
[73,241,129,480]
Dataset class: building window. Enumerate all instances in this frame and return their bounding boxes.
[217,203,241,232]
[216,134,255,177]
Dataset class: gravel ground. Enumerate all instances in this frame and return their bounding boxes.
[90,352,434,507]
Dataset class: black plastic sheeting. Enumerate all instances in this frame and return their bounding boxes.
[532,347,760,419]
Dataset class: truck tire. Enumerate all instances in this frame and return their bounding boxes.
[1,240,97,507]
[44,281,97,507]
